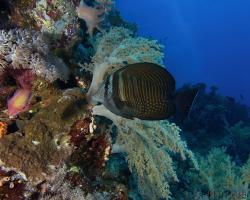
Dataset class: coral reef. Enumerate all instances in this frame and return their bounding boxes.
[9,0,79,40]
[93,104,197,199]
[1,0,250,199]
[30,0,77,36]
[77,0,105,36]
[0,167,27,200]
[84,26,164,98]
[225,122,250,163]
[176,148,250,200]
[81,23,197,199]
[68,116,114,185]
[0,85,89,184]
[0,29,69,82]
[77,0,114,36]
[41,166,125,200]
[175,83,250,162]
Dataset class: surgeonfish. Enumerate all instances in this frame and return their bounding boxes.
[91,62,198,120]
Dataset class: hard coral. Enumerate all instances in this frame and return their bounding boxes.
[0,29,69,82]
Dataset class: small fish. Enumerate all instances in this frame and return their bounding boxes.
[7,89,31,117]
[92,62,198,120]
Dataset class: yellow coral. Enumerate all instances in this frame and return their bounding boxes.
[0,122,8,139]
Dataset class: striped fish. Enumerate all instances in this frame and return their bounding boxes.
[92,62,198,120]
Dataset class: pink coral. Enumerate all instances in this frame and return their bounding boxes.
[76,0,105,36]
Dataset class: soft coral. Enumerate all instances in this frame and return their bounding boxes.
[76,0,105,36]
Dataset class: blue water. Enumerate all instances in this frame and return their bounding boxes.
[116,0,250,105]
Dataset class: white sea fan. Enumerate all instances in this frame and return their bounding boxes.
[0,29,69,82]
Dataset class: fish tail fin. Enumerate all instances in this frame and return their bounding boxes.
[174,88,199,117]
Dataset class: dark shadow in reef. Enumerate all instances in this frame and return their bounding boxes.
[172,82,250,164]
[0,0,14,29]
[61,98,88,120]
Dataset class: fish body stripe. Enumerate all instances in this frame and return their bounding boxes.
[109,63,176,119]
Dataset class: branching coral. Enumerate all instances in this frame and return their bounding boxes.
[84,27,164,99]
[0,29,69,82]
[93,104,198,199]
